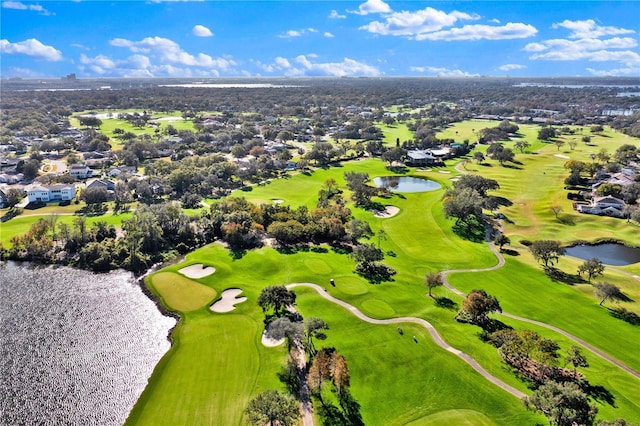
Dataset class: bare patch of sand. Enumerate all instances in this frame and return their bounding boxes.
[211,288,247,313]
[261,329,285,347]
[179,264,216,279]
[373,205,400,218]
[554,154,570,159]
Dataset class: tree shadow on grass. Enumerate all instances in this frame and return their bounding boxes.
[229,249,247,259]
[316,391,364,426]
[434,296,458,310]
[386,165,409,174]
[544,266,585,285]
[501,248,520,256]
[493,196,513,207]
[557,215,576,226]
[452,217,486,242]
[581,381,616,407]
[609,307,640,325]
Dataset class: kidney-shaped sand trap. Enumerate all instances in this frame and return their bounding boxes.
[210,288,248,313]
[179,263,216,279]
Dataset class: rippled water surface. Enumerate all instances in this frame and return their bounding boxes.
[0,262,175,426]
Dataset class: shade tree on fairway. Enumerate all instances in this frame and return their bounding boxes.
[494,232,510,250]
[244,390,300,426]
[565,346,589,380]
[593,282,626,306]
[424,272,443,297]
[523,381,597,426]
[258,285,297,317]
[529,240,566,267]
[577,258,605,283]
[305,317,329,356]
[455,289,502,328]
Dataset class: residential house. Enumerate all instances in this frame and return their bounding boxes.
[0,189,7,208]
[87,178,115,191]
[69,164,93,179]
[27,184,76,203]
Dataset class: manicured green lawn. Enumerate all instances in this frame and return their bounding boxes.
[151,272,217,312]
[131,154,640,424]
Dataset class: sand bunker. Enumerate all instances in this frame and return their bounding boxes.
[210,289,247,313]
[373,206,400,218]
[179,264,216,279]
[272,199,284,204]
[554,154,570,159]
[261,329,285,347]
[438,170,451,174]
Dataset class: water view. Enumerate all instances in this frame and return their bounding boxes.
[565,243,640,266]
[373,176,442,193]
[0,262,175,425]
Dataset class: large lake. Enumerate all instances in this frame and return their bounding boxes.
[0,262,175,425]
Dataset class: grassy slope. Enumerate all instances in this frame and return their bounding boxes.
[131,148,640,424]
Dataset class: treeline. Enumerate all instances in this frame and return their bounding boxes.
[2,178,386,274]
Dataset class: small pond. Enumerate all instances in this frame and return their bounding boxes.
[565,243,640,266]
[373,176,441,193]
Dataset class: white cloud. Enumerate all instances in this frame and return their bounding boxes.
[71,43,90,51]
[352,0,391,15]
[360,7,479,37]
[416,22,537,41]
[324,32,335,38]
[586,66,639,77]
[280,30,302,38]
[192,25,213,37]
[293,55,380,77]
[109,36,235,69]
[499,63,526,71]
[274,57,290,68]
[526,37,640,67]
[0,38,62,61]
[329,9,346,19]
[5,67,48,78]
[425,66,479,77]
[553,19,635,39]
[526,19,639,71]
[279,28,319,38]
[80,54,116,70]
[2,1,51,15]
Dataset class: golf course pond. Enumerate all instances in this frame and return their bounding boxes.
[373,176,441,193]
[566,243,640,266]
[0,261,175,425]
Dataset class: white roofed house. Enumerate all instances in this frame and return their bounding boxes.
[68,164,93,179]
[27,184,76,203]
[576,195,626,217]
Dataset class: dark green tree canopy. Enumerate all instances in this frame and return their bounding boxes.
[523,381,597,426]
[244,390,300,426]
[529,240,566,267]
[258,285,297,316]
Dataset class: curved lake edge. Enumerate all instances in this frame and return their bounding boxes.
[565,239,640,266]
[566,238,640,250]
[373,175,443,193]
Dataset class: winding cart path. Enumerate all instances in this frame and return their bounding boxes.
[287,283,527,400]
[439,236,640,380]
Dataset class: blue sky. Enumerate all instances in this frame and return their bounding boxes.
[1,0,639,78]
